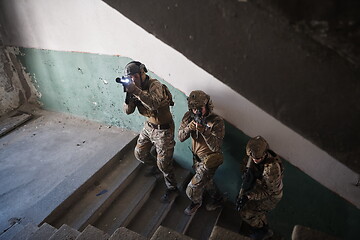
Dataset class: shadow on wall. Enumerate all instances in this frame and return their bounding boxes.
[220,123,360,240]
[15,47,360,240]
[271,160,360,239]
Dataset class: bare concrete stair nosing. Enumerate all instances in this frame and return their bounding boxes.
[185,201,223,240]
[159,170,194,234]
[209,226,251,240]
[126,165,191,238]
[75,225,110,240]
[150,225,195,240]
[43,137,139,229]
[27,223,57,240]
[92,165,158,235]
[48,224,80,240]
[109,227,146,240]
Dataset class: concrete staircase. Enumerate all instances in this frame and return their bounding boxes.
[0,138,341,240]
[7,221,255,240]
[1,136,254,240]
[0,109,344,240]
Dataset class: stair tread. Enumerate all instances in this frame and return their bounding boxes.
[292,225,340,240]
[0,112,32,137]
[127,165,190,238]
[49,147,140,230]
[109,227,146,240]
[93,165,157,234]
[161,191,194,234]
[209,226,251,240]
[150,225,195,240]
[49,224,80,240]
[28,223,57,240]
[216,201,242,233]
[185,202,222,240]
[76,225,110,240]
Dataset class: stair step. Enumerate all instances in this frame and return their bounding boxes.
[93,165,157,234]
[150,225,195,240]
[0,112,32,137]
[76,225,110,240]
[156,166,193,234]
[216,201,242,233]
[160,191,194,234]
[126,165,190,238]
[49,224,80,240]
[46,140,140,230]
[209,226,251,240]
[108,227,146,240]
[28,223,57,240]
[292,225,340,240]
[185,202,222,240]
[10,222,38,240]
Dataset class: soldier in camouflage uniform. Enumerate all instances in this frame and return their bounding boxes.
[236,136,284,240]
[122,61,178,203]
[178,90,225,215]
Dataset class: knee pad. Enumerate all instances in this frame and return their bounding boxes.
[134,146,150,163]
[186,184,195,199]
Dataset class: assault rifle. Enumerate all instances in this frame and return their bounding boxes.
[115,76,132,92]
[192,109,207,126]
[236,157,255,211]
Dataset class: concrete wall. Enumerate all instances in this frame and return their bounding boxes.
[102,0,360,174]
[0,0,359,210]
[0,22,37,115]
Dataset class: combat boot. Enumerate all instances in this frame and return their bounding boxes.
[160,187,179,203]
[184,202,202,215]
[206,195,224,211]
[249,225,273,240]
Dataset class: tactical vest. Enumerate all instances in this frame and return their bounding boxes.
[139,78,174,125]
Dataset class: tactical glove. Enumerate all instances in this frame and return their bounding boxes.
[188,121,197,131]
[125,82,141,95]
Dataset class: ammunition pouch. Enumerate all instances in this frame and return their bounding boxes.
[203,152,223,169]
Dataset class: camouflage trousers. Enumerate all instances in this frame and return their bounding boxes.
[186,161,220,204]
[240,195,282,228]
[134,122,177,189]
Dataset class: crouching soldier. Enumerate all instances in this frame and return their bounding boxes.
[122,61,178,203]
[178,90,225,215]
[236,136,284,240]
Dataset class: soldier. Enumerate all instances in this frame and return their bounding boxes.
[178,90,225,215]
[122,61,178,203]
[236,136,284,240]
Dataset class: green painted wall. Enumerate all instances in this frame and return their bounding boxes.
[17,48,360,239]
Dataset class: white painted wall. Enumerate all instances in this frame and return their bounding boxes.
[1,0,359,208]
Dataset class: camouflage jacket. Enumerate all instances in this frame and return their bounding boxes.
[245,150,284,201]
[178,111,225,158]
[123,77,173,125]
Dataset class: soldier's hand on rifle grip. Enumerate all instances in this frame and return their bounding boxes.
[195,122,206,133]
[188,120,197,131]
[125,81,136,94]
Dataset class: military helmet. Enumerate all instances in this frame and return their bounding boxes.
[187,90,214,112]
[124,61,147,76]
[246,136,269,159]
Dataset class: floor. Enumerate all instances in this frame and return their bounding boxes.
[0,105,137,234]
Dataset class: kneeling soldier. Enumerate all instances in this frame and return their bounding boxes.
[236,136,284,240]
